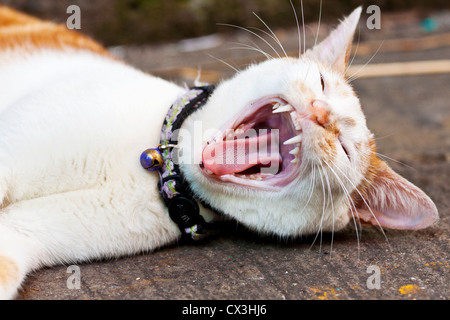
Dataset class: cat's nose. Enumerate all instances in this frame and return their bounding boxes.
[306,99,330,127]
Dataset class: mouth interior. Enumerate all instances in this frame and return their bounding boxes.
[201,102,299,183]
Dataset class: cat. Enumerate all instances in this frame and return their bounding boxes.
[0,6,438,299]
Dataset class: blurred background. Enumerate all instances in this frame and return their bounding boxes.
[2,0,449,45]
[2,0,449,84]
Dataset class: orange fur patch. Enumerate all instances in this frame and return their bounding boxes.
[293,80,317,105]
[0,6,111,57]
[322,135,338,156]
[333,78,356,98]
[342,116,357,127]
[326,121,340,136]
[0,255,19,286]
[0,6,41,26]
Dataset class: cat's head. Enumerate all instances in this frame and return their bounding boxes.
[178,7,438,237]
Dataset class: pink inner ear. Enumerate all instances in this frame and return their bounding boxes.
[307,7,362,74]
[355,164,439,230]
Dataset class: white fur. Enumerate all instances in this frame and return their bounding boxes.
[0,49,186,298]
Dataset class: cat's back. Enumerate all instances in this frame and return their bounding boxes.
[0,6,185,203]
[0,5,108,56]
[0,6,182,118]
[0,5,116,108]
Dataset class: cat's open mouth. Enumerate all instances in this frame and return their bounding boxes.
[200,96,302,189]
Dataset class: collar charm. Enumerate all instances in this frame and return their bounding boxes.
[140,147,163,171]
[140,85,215,240]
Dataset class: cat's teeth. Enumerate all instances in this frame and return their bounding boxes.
[239,174,264,181]
[290,111,302,131]
[272,104,293,114]
[205,168,213,175]
[283,134,302,145]
[272,103,281,110]
[289,145,300,164]
[234,128,244,136]
[235,174,264,181]
[289,146,300,156]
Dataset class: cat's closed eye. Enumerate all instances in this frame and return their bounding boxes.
[320,72,325,91]
[340,140,350,161]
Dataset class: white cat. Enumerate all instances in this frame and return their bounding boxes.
[0,6,438,299]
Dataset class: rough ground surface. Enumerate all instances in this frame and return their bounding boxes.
[16,11,449,300]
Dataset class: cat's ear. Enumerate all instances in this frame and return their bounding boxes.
[306,6,362,74]
[355,160,439,230]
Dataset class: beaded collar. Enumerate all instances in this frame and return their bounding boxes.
[140,85,215,240]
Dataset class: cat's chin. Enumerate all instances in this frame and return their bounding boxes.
[199,95,303,190]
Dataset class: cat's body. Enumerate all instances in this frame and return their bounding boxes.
[0,7,438,299]
[0,7,188,299]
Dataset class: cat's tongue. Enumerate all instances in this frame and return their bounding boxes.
[202,132,281,175]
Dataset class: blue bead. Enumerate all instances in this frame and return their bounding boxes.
[140,148,163,171]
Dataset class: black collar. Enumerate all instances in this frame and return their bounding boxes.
[140,85,215,240]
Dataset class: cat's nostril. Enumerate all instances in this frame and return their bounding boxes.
[307,100,330,127]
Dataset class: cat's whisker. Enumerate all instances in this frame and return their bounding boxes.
[326,152,372,209]
[373,132,397,141]
[289,0,302,59]
[246,27,285,59]
[251,12,289,59]
[307,164,318,249]
[374,152,416,171]
[206,53,240,73]
[345,23,361,76]
[327,151,373,190]
[347,39,385,83]
[227,42,273,60]
[217,23,282,59]
[325,153,377,237]
[297,159,316,218]
[309,162,327,252]
[323,161,335,254]
[296,112,314,122]
[314,0,323,48]
[300,0,306,56]
[323,159,361,257]
[326,157,390,246]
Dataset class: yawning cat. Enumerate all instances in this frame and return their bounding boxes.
[0,6,438,299]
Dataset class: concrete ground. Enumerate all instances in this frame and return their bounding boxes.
[17,11,449,300]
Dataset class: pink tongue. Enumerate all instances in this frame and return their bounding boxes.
[202,132,281,175]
